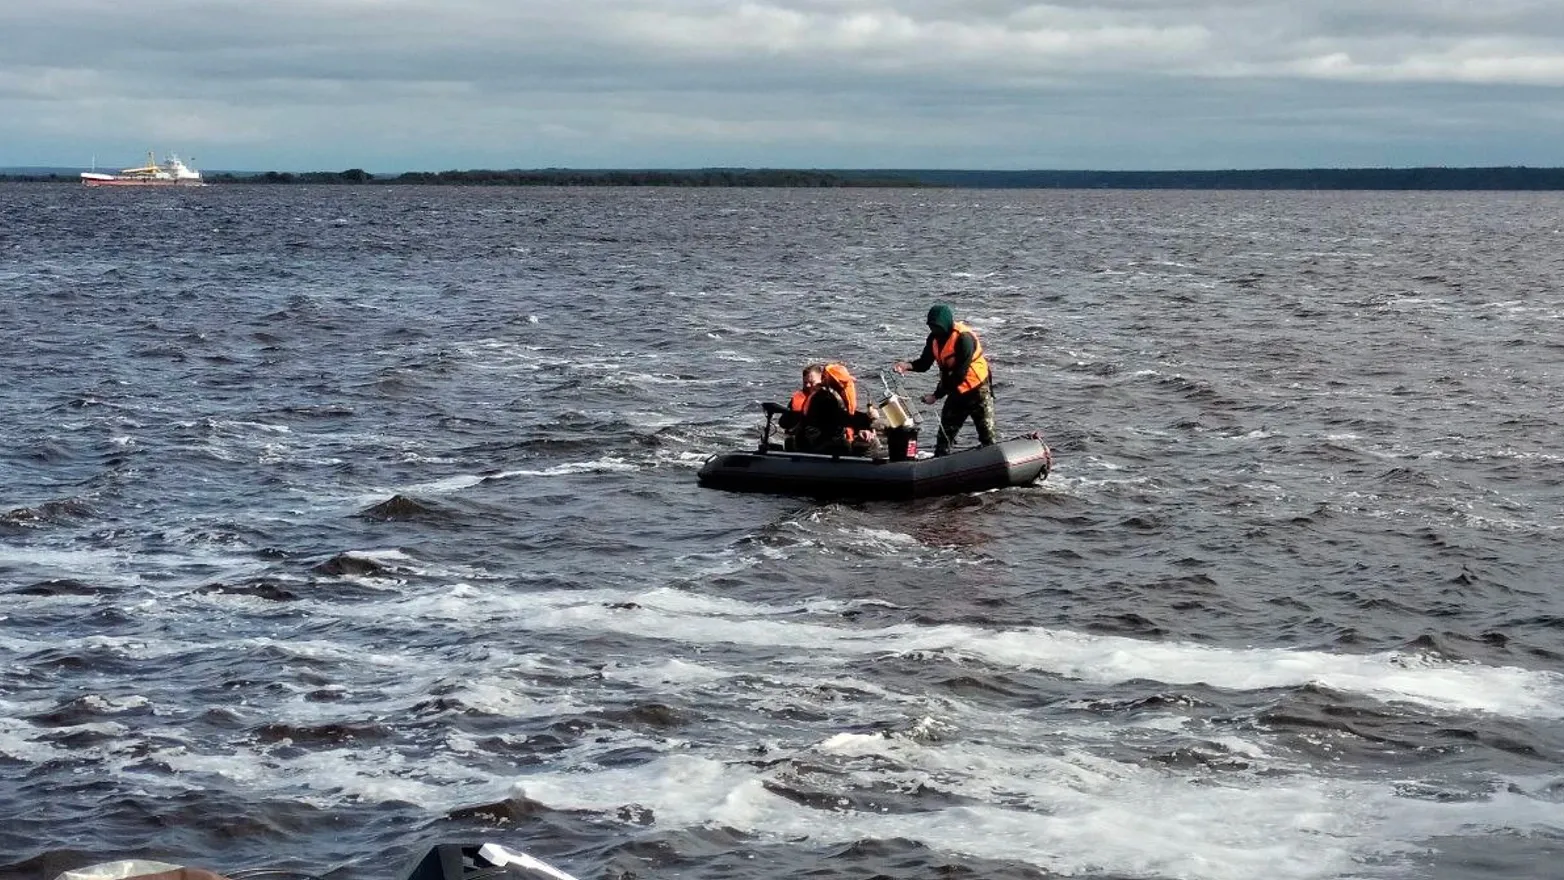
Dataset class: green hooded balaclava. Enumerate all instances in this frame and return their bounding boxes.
[926,303,955,336]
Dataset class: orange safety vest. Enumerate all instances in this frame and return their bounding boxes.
[788,388,811,414]
[934,322,990,395]
[812,363,859,444]
[821,363,857,416]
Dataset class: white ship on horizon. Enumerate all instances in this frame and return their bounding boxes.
[81,151,206,187]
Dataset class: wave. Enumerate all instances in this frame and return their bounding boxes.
[354,586,1564,720]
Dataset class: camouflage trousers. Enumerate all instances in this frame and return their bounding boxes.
[934,381,997,456]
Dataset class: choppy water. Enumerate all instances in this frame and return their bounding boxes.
[2,183,1562,880]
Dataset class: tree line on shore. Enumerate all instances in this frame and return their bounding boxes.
[889,167,1564,189]
[0,168,916,187]
[218,168,922,186]
[9,166,1564,189]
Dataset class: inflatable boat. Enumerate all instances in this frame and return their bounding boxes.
[698,400,1052,501]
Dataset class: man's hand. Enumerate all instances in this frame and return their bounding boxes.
[921,393,937,405]
[893,361,911,374]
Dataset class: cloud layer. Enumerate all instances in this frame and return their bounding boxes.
[6,0,1564,169]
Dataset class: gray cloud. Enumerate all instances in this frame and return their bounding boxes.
[5,0,1564,169]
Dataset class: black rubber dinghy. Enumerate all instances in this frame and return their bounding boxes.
[697,435,1052,501]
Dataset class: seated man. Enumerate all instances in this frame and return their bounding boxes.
[782,364,824,450]
[780,362,880,456]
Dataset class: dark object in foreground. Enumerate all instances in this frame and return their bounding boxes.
[402,844,579,880]
[698,434,1051,501]
[52,843,579,880]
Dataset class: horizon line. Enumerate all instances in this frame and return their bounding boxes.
[7,163,1564,174]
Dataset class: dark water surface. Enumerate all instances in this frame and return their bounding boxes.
[1,184,1561,880]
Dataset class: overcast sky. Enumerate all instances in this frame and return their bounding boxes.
[5,0,1564,171]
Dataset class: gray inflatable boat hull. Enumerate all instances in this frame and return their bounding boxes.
[697,435,1052,501]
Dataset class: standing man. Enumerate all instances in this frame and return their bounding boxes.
[894,303,996,456]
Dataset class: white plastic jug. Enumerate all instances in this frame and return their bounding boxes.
[877,394,914,429]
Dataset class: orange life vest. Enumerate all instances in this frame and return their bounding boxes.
[822,363,857,416]
[810,363,859,445]
[788,389,811,414]
[934,322,989,395]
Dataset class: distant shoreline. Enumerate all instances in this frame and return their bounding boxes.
[7,166,1564,189]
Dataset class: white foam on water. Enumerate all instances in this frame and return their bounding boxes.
[0,546,136,581]
[0,589,98,618]
[212,419,292,435]
[622,410,687,430]
[346,478,474,509]
[62,633,200,662]
[336,547,420,566]
[477,457,645,480]
[365,584,782,623]
[28,577,1537,880]
[94,719,673,813]
[1050,467,1163,497]
[0,718,72,765]
[154,748,280,787]
[812,720,1304,826]
[449,677,597,719]
[624,585,789,617]
[374,585,1564,720]
[498,748,1532,880]
[599,657,739,688]
[234,578,1564,723]
[154,743,461,806]
[0,542,271,590]
[669,547,764,578]
[902,625,1564,720]
[398,452,461,464]
[402,474,487,494]
[842,526,922,551]
[508,753,753,827]
[237,635,423,670]
[453,339,568,377]
[797,595,897,615]
[76,694,150,713]
[258,443,342,467]
[613,371,715,388]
